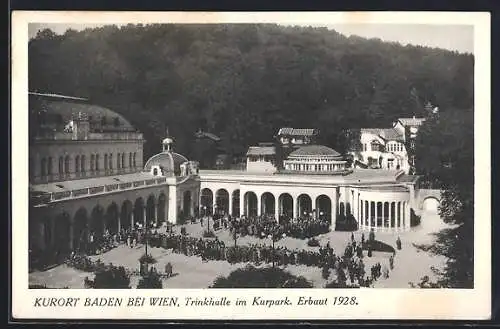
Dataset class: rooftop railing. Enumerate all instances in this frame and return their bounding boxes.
[33,131,144,141]
[32,176,169,205]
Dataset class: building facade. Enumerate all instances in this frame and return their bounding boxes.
[28,94,436,260]
[351,116,426,174]
[29,93,200,256]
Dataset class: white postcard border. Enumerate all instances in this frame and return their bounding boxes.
[11,11,491,320]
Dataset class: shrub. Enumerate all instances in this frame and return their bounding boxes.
[324,281,359,288]
[210,265,313,288]
[203,230,216,238]
[139,253,157,265]
[363,240,396,254]
[137,271,163,289]
[307,237,320,247]
[92,266,130,289]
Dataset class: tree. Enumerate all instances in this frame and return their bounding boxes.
[29,24,473,162]
[91,266,130,289]
[210,265,313,288]
[414,109,473,288]
[137,271,163,289]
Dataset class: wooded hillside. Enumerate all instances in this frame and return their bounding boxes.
[29,24,474,160]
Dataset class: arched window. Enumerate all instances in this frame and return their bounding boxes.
[59,156,64,175]
[109,153,113,170]
[116,153,121,169]
[90,154,95,172]
[153,168,158,176]
[81,155,86,172]
[104,154,108,170]
[133,152,137,168]
[40,158,47,177]
[75,155,80,172]
[95,154,100,171]
[47,157,53,176]
[64,155,70,174]
[121,153,125,168]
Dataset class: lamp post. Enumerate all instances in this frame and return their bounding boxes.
[267,230,287,268]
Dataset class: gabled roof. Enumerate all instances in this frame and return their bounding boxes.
[361,128,405,142]
[246,146,276,156]
[397,117,426,127]
[277,128,318,136]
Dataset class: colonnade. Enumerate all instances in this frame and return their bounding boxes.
[357,197,411,232]
[200,188,338,228]
[32,193,170,253]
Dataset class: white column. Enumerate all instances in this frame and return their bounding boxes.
[117,210,121,232]
[331,188,337,231]
[168,185,177,224]
[142,206,147,227]
[292,196,297,219]
[374,202,378,230]
[154,202,158,225]
[389,203,392,230]
[405,201,411,230]
[212,194,217,216]
[257,194,261,216]
[274,195,279,222]
[228,193,233,217]
[368,201,371,228]
[130,210,134,228]
[240,191,245,217]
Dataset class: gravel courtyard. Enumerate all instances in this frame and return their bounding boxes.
[29,211,450,289]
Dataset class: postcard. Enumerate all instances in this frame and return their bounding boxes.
[11,11,491,320]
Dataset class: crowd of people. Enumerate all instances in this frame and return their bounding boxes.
[56,213,398,288]
[226,215,331,240]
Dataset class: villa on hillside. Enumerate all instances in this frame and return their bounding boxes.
[350,116,426,174]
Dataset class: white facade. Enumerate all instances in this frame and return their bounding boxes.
[355,131,409,173]
[199,168,420,233]
[246,157,277,173]
[29,93,200,254]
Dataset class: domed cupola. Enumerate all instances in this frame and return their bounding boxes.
[144,130,190,177]
[283,144,348,174]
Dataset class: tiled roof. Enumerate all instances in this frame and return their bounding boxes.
[398,117,426,127]
[289,145,342,157]
[277,128,317,136]
[194,131,221,141]
[246,146,276,156]
[396,174,420,183]
[361,128,404,142]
